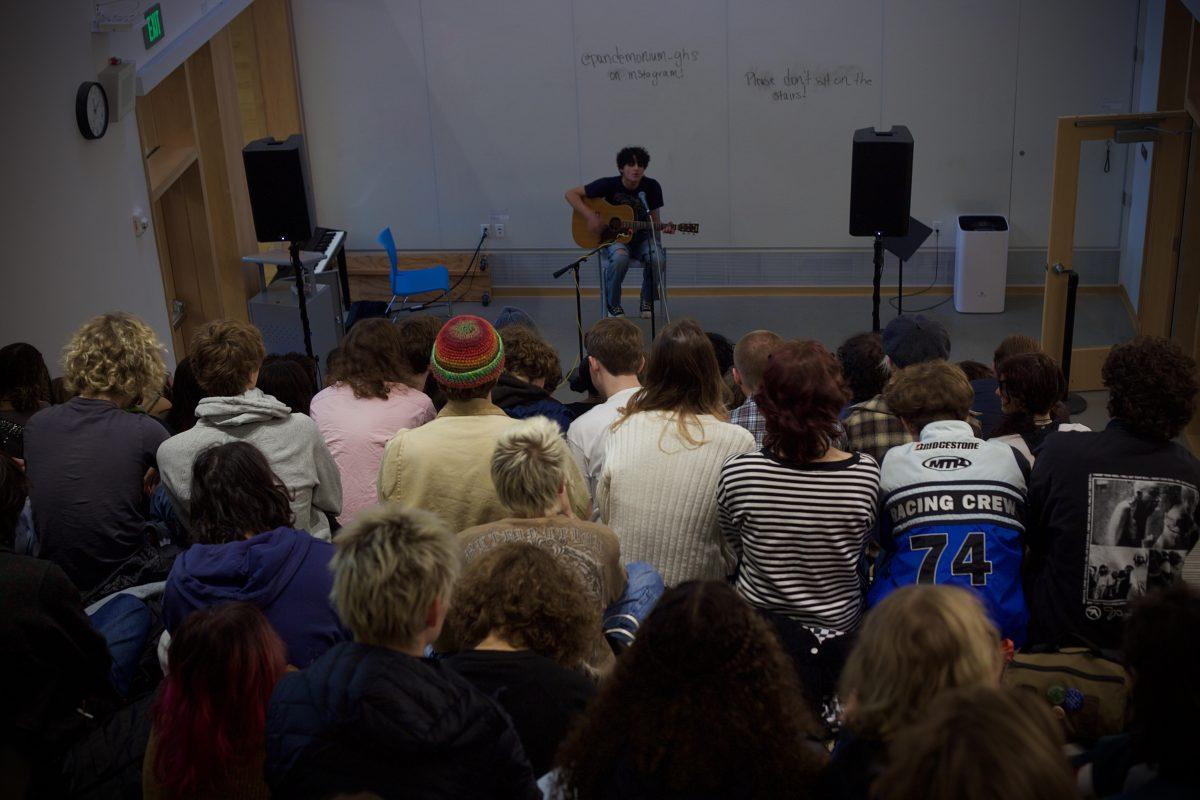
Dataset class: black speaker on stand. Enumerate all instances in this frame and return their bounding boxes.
[243,135,318,361]
[849,126,914,332]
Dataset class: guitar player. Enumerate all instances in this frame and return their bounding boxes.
[565,146,676,318]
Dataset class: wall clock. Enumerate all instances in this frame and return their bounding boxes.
[76,81,109,140]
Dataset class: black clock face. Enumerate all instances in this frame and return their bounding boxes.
[76,81,109,140]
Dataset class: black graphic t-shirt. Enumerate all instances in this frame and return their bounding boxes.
[1025,420,1200,649]
[584,176,663,246]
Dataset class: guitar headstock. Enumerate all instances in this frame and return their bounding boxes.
[675,223,700,234]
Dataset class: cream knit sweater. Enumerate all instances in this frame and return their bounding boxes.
[598,410,756,586]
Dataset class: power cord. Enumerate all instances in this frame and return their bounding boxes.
[401,229,488,312]
[887,226,952,313]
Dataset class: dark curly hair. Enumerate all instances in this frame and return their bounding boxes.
[555,581,824,798]
[837,332,888,404]
[329,318,414,400]
[617,146,649,168]
[256,357,315,415]
[1103,336,1198,441]
[394,314,443,375]
[1123,585,1200,778]
[0,342,51,413]
[442,543,595,668]
[499,325,561,389]
[990,352,1066,440]
[759,340,850,461]
[190,442,294,544]
[164,357,203,434]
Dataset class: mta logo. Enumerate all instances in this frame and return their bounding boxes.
[922,456,972,471]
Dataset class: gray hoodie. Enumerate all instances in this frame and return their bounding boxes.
[157,389,342,540]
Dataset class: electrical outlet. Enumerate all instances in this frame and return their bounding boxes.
[480,224,490,237]
[494,223,506,238]
[932,219,943,231]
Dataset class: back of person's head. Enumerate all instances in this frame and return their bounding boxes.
[331,319,414,400]
[875,686,1074,800]
[732,330,783,395]
[190,442,294,544]
[190,319,265,398]
[491,416,570,517]
[882,314,951,368]
[152,602,287,797]
[837,331,888,404]
[494,306,538,332]
[840,585,1001,740]
[1103,336,1198,441]
[499,324,558,387]
[1,455,28,548]
[429,315,506,402]
[584,317,643,376]
[257,357,315,415]
[1123,585,1200,777]
[995,352,1065,419]
[618,318,726,442]
[164,357,203,434]
[62,312,166,405]
[556,581,822,798]
[0,342,51,412]
[956,360,992,382]
[993,333,1040,368]
[393,314,443,376]
[330,504,461,648]
[758,340,849,461]
[616,146,649,168]
[443,542,596,668]
[706,332,735,377]
[883,360,973,432]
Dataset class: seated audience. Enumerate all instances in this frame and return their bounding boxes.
[160,357,202,435]
[971,333,1041,438]
[395,313,448,408]
[822,585,1003,800]
[24,312,171,598]
[867,361,1029,645]
[1075,585,1199,799]
[493,324,575,432]
[444,543,597,778]
[310,318,435,522]
[728,329,783,447]
[264,504,539,798]
[0,342,52,458]
[162,442,347,668]
[255,355,316,416]
[718,340,879,708]
[988,351,1088,465]
[599,319,756,586]
[843,314,951,463]
[1025,336,1200,650]
[553,581,824,799]
[1,454,114,794]
[157,319,341,540]
[379,315,588,533]
[145,602,286,800]
[567,318,645,496]
[875,685,1075,800]
[836,332,888,419]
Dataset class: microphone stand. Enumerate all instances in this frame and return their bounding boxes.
[639,193,670,338]
[554,242,608,375]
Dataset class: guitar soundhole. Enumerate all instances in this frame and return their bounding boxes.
[607,217,622,231]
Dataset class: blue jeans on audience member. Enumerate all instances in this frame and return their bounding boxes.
[87,593,152,695]
[14,498,36,556]
[603,561,665,649]
[602,237,663,311]
[149,483,184,545]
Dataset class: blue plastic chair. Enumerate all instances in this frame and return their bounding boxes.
[378,227,452,317]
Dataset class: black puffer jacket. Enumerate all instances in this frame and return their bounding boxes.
[264,641,540,799]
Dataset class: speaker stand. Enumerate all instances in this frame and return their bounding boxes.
[1054,263,1088,416]
[871,234,885,332]
[288,240,317,363]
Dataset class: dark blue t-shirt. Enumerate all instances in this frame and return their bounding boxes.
[584,175,664,213]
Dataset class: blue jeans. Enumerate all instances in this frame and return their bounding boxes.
[602,237,664,311]
[87,593,152,696]
[149,483,184,545]
[603,561,666,648]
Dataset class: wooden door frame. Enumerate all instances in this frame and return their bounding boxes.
[1040,111,1192,390]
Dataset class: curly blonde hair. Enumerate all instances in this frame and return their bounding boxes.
[62,312,166,404]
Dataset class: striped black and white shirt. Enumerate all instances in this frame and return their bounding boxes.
[717,449,881,634]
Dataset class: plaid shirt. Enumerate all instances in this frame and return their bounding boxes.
[730,396,766,448]
[842,395,913,464]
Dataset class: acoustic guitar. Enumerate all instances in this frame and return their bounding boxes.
[571,197,699,249]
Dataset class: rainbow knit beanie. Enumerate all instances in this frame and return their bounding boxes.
[430,315,505,389]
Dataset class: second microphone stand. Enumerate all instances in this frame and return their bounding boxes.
[554,242,608,376]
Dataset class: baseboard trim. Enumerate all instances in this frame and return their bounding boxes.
[492,284,1125,299]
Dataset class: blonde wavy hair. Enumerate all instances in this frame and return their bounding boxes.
[839,585,1001,740]
[330,503,462,647]
[62,312,166,404]
[491,416,569,517]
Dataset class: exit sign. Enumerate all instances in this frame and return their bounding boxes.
[143,4,164,49]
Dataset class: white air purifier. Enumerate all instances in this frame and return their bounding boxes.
[954,215,1009,313]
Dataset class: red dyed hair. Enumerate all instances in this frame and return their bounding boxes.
[152,603,287,796]
[757,340,850,461]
